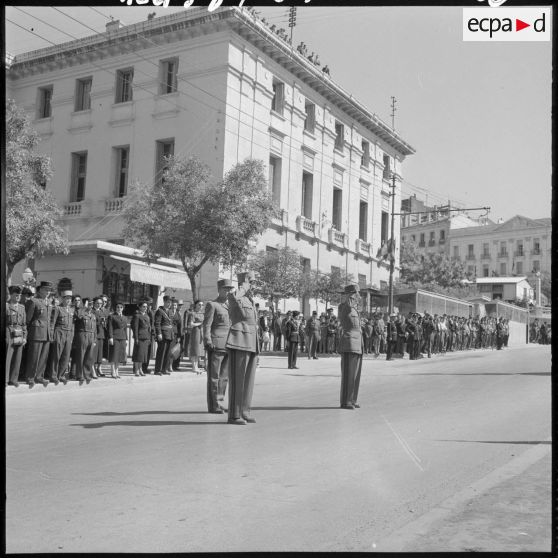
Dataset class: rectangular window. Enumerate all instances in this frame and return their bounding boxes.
[269,156,281,205]
[115,68,134,103]
[358,274,367,290]
[516,241,524,256]
[383,154,391,180]
[411,234,416,242]
[332,187,342,230]
[359,201,368,241]
[115,146,130,197]
[419,233,425,247]
[500,262,507,275]
[160,58,178,94]
[468,244,474,257]
[516,261,523,275]
[334,121,344,151]
[499,241,507,256]
[38,85,53,118]
[155,139,175,186]
[533,239,540,255]
[440,229,446,241]
[271,79,284,115]
[453,246,459,259]
[381,211,389,244]
[301,172,313,219]
[74,78,92,111]
[483,265,489,277]
[361,140,370,168]
[304,100,315,133]
[70,152,87,202]
[533,260,540,272]
[482,242,490,256]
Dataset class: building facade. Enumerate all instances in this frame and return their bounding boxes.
[7,7,415,309]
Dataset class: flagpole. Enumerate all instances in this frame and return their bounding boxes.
[388,173,396,315]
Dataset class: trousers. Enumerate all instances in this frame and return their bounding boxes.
[227,349,257,421]
[48,329,73,381]
[206,348,229,412]
[155,339,172,372]
[340,352,362,407]
[307,334,319,358]
[25,340,51,383]
[6,339,24,384]
[75,331,96,381]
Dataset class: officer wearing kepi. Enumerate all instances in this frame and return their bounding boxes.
[337,284,363,409]
[203,278,235,414]
[225,271,260,425]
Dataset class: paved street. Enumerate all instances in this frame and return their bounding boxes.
[6,344,551,553]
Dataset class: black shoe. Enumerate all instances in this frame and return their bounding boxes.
[154,372,162,376]
[98,372,106,377]
[341,404,355,410]
[85,378,91,385]
[79,379,84,386]
[28,381,35,389]
[62,377,68,385]
[313,357,319,359]
[227,418,247,425]
[218,406,228,412]
[209,408,224,414]
[353,403,360,408]
[52,379,59,386]
[42,379,49,388]
[243,416,256,423]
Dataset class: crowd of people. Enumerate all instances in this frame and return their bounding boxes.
[529,319,551,344]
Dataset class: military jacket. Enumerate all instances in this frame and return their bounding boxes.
[75,310,97,334]
[203,298,231,351]
[25,296,55,342]
[54,305,74,332]
[225,291,259,353]
[337,301,363,354]
[6,302,27,343]
[131,311,152,341]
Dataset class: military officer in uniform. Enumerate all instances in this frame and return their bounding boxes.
[203,278,235,414]
[73,297,97,385]
[305,310,321,360]
[154,295,174,375]
[141,296,155,374]
[338,284,364,409]
[225,271,259,425]
[92,296,108,378]
[25,280,55,388]
[48,289,74,385]
[285,311,303,369]
[6,285,27,387]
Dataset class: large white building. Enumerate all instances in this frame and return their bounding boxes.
[7,7,415,310]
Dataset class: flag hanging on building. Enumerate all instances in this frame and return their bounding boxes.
[376,238,395,268]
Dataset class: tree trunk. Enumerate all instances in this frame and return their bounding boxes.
[187,271,199,302]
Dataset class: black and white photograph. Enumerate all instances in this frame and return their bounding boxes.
[4,1,552,553]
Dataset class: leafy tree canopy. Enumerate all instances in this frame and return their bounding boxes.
[122,156,274,299]
[6,99,68,281]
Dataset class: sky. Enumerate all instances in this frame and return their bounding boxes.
[5,3,552,222]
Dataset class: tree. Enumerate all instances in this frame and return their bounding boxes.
[250,246,304,312]
[399,240,470,288]
[5,99,68,282]
[122,156,274,300]
[310,268,354,310]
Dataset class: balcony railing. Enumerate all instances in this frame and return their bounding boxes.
[428,240,436,247]
[466,254,476,261]
[105,197,125,213]
[531,248,541,255]
[480,253,491,260]
[295,215,317,237]
[355,239,371,255]
[498,251,508,258]
[328,228,347,248]
[63,201,83,216]
[439,238,446,244]
[514,250,525,258]
[418,241,425,247]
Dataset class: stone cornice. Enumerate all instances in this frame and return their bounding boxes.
[9,7,414,157]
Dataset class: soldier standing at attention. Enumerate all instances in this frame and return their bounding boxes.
[285,311,302,369]
[74,300,97,385]
[25,280,55,389]
[48,289,74,385]
[305,310,321,360]
[225,271,259,425]
[203,278,235,414]
[6,285,27,388]
[338,284,363,410]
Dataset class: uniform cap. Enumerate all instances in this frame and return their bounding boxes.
[38,280,54,289]
[8,285,22,294]
[217,278,234,289]
[61,290,73,297]
[292,311,300,317]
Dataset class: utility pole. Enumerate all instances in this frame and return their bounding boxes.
[288,6,297,44]
[390,96,397,130]
[388,173,397,315]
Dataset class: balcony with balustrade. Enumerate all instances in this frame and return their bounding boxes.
[295,215,317,243]
[328,228,347,251]
[105,197,126,213]
[480,252,491,260]
[63,201,83,217]
[355,238,371,258]
[497,250,509,258]
[271,208,288,234]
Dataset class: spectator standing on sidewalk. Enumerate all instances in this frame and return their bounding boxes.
[131,300,151,376]
[188,300,205,374]
[6,285,27,388]
[154,295,174,375]
[92,296,107,378]
[107,302,128,378]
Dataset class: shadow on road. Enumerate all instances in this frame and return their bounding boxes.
[436,439,551,445]
[251,405,339,411]
[72,411,209,416]
[284,373,339,378]
[70,420,228,428]
[398,372,550,377]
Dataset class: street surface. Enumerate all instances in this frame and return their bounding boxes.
[6,345,551,553]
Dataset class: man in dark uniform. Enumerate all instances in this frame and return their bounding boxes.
[203,278,234,414]
[285,311,302,369]
[338,284,363,409]
[154,295,174,375]
[422,313,435,358]
[141,296,155,374]
[225,271,259,425]
[92,296,108,378]
[48,289,74,385]
[386,314,398,361]
[170,298,183,371]
[25,280,55,388]
[272,311,283,352]
[496,317,504,350]
[305,310,321,360]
